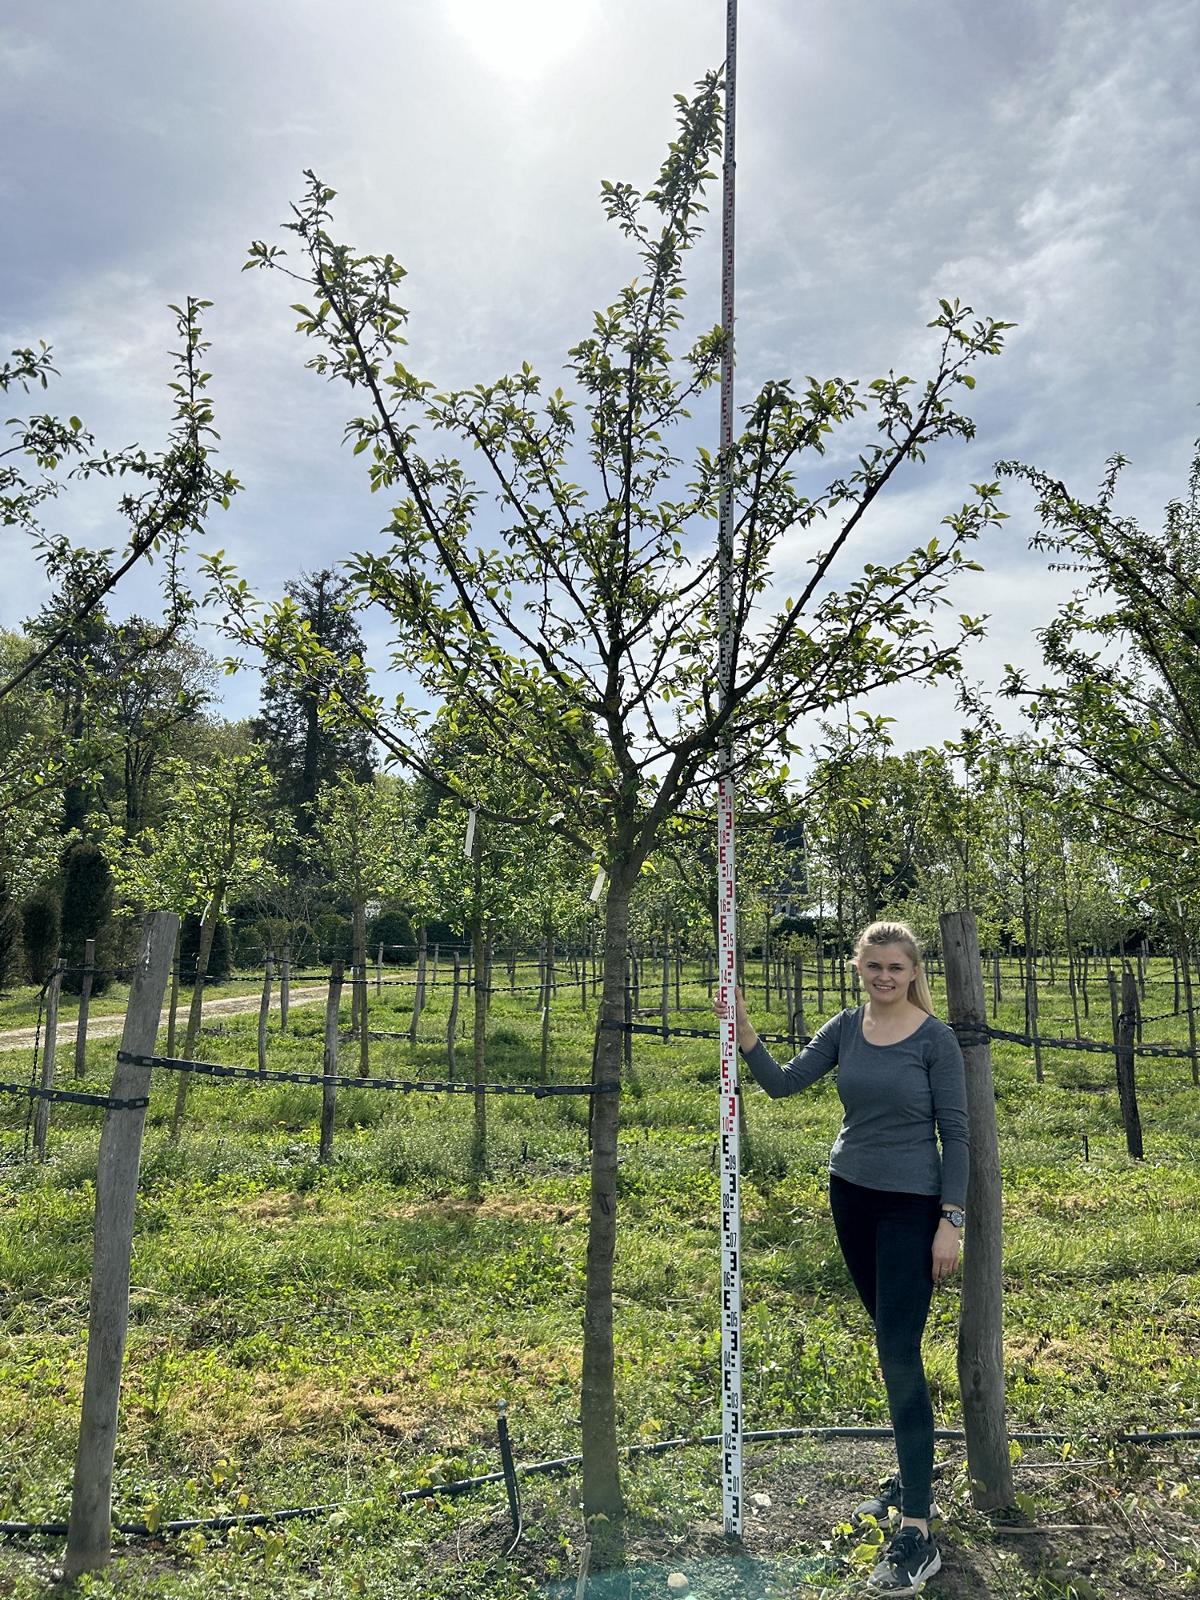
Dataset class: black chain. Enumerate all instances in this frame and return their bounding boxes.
[115,1051,617,1098]
[1,1078,149,1111]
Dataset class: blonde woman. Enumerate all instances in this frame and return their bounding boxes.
[719,921,968,1596]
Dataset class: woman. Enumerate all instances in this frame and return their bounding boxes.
[719,920,968,1596]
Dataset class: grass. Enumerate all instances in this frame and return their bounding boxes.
[0,956,1198,1598]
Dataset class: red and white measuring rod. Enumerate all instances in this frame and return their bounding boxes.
[715,0,742,1542]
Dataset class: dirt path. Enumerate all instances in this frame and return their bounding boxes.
[0,986,330,1053]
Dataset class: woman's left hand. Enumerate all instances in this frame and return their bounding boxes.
[932,1219,963,1286]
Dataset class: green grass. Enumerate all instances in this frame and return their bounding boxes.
[1,958,1199,1598]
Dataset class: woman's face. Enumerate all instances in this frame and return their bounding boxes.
[855,942,917,1005]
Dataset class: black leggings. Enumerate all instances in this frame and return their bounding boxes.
[829,1172,941,1519]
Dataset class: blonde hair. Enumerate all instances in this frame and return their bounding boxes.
[853,920,935,1015]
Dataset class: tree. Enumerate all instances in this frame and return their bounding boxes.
[0,303,238,711]
[60,840,114,996]
[999,438,1200,865]
[22,887,60,985]
[221,76,1011,1526]
[0,878,19,991]
[307,772,408,1058]
[96,617,217,836]
[254,569,374,837]
[115,750,288,1135]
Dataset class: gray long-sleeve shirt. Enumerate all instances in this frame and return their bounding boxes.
[742,1006,969,1203]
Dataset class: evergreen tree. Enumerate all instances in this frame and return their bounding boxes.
[22,887,60,985]
[60,839,115,995]
[0,878,19,991]
[253,570,374,835]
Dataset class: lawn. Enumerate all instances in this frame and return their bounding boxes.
[1,956,1198,1598]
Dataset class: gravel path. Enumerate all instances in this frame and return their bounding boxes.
[0,986,330,1053]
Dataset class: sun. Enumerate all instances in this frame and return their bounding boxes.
[444,0,593,81]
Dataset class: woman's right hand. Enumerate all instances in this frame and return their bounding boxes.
[712,984,755,1049]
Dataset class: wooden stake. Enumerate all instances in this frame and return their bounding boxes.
[74,938,96,1079]
[319,962,343,1163]
[939,909,1015,1513]
[32,960,64,1161]
[1114,969,1144,1159]
[64,911,177,1578]
[257,951,273,1075]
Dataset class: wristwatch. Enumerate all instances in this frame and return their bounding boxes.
[940,1207,965,1229]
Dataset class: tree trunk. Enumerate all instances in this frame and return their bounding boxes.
[470,823,487,1175]
[170,886,223,1142]
[939,910,1015,1513]
[580,867,632,1537]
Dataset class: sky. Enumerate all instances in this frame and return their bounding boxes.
[2,0,1198,759]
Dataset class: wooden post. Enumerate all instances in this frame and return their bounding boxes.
[447,950,462,1077]
[1115,969,1144,1160]
[991,951,1001,1018]
[166,927,181,1058]
[939,910,1015,1513]
[279,944,291,1034]
[1180,934,1199,1088]
[75,938,96,1079]
[319,962,343,1163]
[792,956,806,1046]
[623,954,633,1075]
[257,952,273,1075]
[32,959,65,1161]
[660,934,670,1038]
[375,941,383,995]
[357,963,370,1078]
[64,911,177,1578]
[408,923,428,1043]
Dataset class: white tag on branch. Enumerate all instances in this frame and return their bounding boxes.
[463,808,477,860]
[589,868,607,903]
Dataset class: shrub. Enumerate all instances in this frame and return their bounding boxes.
[181,911,232,984]
[22,888,60,985]
[314,912,353,963]
[365,909,415,964]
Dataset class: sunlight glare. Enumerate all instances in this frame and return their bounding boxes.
[444,0,594,81]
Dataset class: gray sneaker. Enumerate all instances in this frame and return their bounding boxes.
[867,1525,942,1593]
[853,1471,942,1525]
[853,1472,903,1523]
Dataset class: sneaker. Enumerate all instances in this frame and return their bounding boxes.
[853,1472,902,1523]
[853,1471,942,1526]
[866,1525,942,1594]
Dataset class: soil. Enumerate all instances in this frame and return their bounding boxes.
[443,1435,1198,1599]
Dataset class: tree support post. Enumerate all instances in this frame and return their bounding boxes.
[257,950,273,1075]
[939,910,1015,1513]
[319,961,343,1163]
[64,911,177,1578]
[280,943,291,1033]
[1115,969,1144,1159]
[33,959,65,1161]
[75,938,96,1079]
